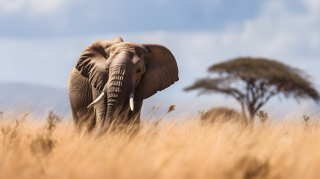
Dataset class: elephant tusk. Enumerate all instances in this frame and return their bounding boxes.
[87,92,105,108]
[129,93,134,111]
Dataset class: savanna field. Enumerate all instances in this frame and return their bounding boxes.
[1,110,320,179]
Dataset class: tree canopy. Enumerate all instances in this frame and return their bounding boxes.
[185,57,320,124]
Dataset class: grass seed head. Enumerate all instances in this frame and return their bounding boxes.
[167,105,176,114]
[198,109,205,118]
[257,111,269,124]
[303,115,310,122]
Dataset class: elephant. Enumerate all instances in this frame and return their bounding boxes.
[68,37,179,132]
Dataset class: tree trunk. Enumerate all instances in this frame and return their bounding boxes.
[240,102,248,125]
[247,102,256,125]
[249,111,255,125]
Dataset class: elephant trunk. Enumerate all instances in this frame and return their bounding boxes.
[87,64,135,125]
[105,65,134,122]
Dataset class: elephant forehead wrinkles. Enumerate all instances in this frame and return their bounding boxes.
[109,65,126,75]
[110,42,148,56]
[114,47,136,54]
[111,75,124,80]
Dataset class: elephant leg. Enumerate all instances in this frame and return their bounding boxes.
[91,87,108,131]
[68,68,96,131]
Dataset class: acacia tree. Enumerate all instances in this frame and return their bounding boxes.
[184,57,320,124]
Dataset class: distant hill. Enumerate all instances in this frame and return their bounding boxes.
[0,82,71,116]
[0,82,210,119]
[0,82,183,119]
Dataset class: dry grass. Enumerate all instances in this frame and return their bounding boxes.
[1,111,320,179]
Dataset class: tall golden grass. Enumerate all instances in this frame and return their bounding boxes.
[1,110,320,179]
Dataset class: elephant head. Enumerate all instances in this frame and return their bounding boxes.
[75,37,178,124]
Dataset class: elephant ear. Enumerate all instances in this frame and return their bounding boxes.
[135,44,179,101]
[75,37,123,91]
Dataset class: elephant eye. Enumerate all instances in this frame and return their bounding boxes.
[136,69,141,73]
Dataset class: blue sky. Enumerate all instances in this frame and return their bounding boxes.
[1,0,320,118]
[0,1,265,37]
